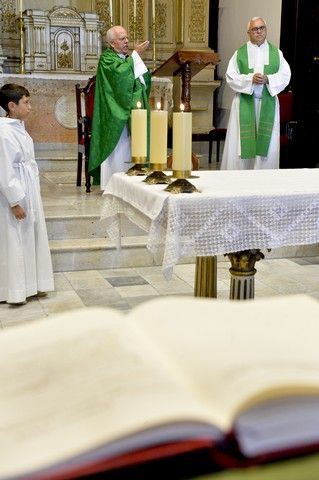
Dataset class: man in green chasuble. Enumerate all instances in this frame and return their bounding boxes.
[221,17,291,170]
[89,26,151,189]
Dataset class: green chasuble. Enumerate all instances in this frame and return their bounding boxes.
[237,43,279,159]
[88,48,151,184]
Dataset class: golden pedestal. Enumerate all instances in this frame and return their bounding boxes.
[194,256,217,298]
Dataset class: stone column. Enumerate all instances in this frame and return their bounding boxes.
[226,249,265,300]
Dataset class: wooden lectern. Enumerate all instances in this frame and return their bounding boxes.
[153,50,220,169]
[153,49,220,112]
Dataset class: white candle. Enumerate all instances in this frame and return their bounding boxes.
[150,102,168,166]
[172,104,192,171]
[131,102,147,159]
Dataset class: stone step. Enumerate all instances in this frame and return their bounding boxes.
[46,214,145,240]
[41,170,80,185]
[37,157,77,172]
[49,236,195,272]
[49,232,319,273]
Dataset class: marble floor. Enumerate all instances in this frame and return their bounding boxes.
[1,147,319,328]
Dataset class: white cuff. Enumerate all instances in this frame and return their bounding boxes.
[131,50,148,78]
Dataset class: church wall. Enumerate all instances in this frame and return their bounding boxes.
[217,0,282,128]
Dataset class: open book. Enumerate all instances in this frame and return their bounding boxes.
[1,294,319,479]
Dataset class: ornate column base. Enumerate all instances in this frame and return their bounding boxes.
[194,256,217,298]
[226,249,265,300]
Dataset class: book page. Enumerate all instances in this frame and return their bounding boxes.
[0,308,219,479]
[134,295,319,431]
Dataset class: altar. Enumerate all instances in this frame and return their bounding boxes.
[100,169,319,299]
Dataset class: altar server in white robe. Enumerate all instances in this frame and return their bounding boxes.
[220,17,291,170]
[0,84,54,305]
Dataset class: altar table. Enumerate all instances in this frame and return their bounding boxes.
[101,169,319,297]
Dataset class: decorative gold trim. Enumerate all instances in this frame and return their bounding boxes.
[172,169,191,179]
[131,156,147,164]
[150,162,166,171]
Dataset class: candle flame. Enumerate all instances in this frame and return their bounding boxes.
[180,103,185,112]
[136,101,142,109]
[156,102,161,110]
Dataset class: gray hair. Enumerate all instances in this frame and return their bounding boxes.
[106,25,124,44]
[247,17,267,31]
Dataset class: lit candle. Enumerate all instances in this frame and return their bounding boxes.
[109,0,113,24]
[172,104,192,172]
[131,101,147,159]
[150,102,168,166]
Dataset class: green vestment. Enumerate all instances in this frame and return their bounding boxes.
[237,42,279,159]
[88,48,151,184]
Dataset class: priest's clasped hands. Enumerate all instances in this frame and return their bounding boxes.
[253,73,269,84]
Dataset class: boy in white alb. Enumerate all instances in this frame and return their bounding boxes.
[0,84,54,305]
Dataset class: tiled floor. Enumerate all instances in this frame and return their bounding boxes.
[1,148,319,328]
[1,258,319,329]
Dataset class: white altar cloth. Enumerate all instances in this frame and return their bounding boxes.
[101,169,319,278]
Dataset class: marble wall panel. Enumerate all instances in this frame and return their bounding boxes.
[0,74,90,144]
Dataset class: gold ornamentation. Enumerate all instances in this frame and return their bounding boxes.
[96,0,112,40]
[226,250,265,277]
[189,0,206,43]
[57,39,73,69]
[225,250,265,300]
[129,0,144,41]
[155,1,167,39]
[0,0,17,33]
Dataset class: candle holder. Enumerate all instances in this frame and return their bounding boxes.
[164,170,199,193]
[126,157,150,176]
[144,164,171,185]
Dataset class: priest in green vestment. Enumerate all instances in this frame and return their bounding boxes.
[220,17,291,171]
[89,26,151,188]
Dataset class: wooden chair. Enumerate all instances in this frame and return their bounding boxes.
[192,128,227,165]
[75,76,96,192]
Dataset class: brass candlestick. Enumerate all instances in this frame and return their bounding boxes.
[126,156,150,176]
[144,163,171,184]
[164,169,199,193]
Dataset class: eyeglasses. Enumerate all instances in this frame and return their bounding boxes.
[249,25,266,33]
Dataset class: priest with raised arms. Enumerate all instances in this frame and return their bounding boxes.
[89,25,151,189]
[221,17,291,170]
